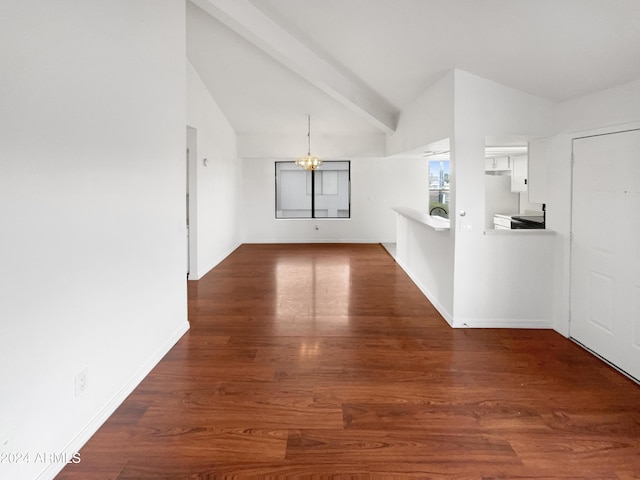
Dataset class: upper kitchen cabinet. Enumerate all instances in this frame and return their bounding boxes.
[511,154,528,193]
[485,155,510,173]
[527,137,550,203]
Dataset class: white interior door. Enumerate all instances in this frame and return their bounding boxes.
[571,129,640,381]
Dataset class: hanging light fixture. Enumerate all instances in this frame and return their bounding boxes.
[295,114,322,170]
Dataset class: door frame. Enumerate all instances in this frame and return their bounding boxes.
[568,125,640,382]
[187,126,198,279]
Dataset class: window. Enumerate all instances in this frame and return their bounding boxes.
[429,159,450,218]
[275,161,350,218]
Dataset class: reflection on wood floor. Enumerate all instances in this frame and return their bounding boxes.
[57,243,640,479]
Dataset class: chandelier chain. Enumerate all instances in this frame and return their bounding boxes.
[295,114,322,170]
[307,114,311,155]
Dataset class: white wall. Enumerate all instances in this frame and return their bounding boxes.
[395,215,455,323]
[242,157,428,243]
[451,70,556,327]
[186,61,242,279]
[555,78,640,134]
[0,2,188,479]
[386,71,454,156]
[239,133,386,159]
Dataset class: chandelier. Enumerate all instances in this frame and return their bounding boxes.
[295,115,322,170]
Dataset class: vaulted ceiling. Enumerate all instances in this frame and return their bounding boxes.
[186,0,640,138]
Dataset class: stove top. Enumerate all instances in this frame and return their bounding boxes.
[511,215,545,229]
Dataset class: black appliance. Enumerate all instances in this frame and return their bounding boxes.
[511,215,545,229]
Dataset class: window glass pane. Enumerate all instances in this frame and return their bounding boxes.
[429,160,450,218]
[315,162,349,217]
[276,161,350,219]
[320,170,338,194]
[276,163,311,218]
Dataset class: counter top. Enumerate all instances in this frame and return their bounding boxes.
[484,229,556,236]
[494,213,518,221]
[393,206,450,231]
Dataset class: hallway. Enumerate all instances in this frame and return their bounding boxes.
[57,244,640,479]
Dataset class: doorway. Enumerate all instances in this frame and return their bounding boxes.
[570,128,640,381]
[186,126,198,279]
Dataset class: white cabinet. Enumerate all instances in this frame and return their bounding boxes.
[485,156,510,172]
[493,214,512,230]
[527,137,550,203]
[511,154,528,192]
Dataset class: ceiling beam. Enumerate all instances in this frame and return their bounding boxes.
[190,0,398,134]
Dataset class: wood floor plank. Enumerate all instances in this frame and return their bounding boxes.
[117,461,373,479]
[284,429,520,465]
[55,243,640,479]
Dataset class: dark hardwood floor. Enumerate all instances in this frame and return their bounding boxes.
[57,243,640,479]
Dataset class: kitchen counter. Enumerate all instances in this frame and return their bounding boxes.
[393,206,450,231]
[485,228,555,236]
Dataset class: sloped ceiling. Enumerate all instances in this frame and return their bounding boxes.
[187,0,640,139]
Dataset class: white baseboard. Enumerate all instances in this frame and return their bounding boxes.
[394,257,454,326]
[241,239,383,244]
[394,258,553,330]
[453,318,553,329]
[38,321,190,480]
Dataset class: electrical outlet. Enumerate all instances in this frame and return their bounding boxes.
[460,220,472,232]
[75,368,88,397]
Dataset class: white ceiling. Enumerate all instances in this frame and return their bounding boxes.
[187,0,640,137]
